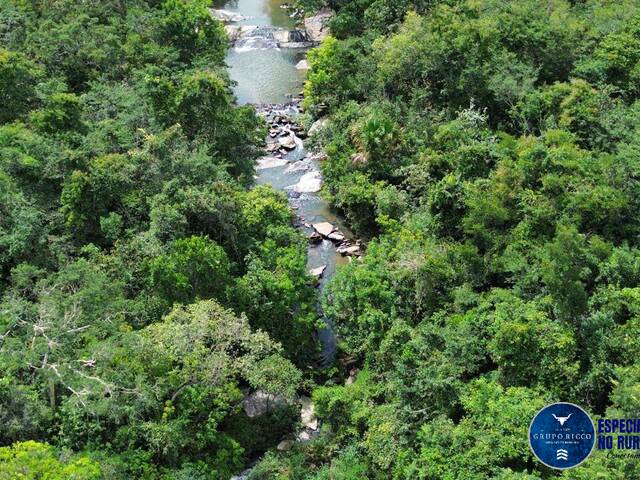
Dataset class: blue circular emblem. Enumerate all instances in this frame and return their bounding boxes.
[529,402,595,469]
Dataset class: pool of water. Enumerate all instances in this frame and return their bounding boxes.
[217,0,306,104]
[227,48,305,104]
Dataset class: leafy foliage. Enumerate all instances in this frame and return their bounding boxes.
[0,0,317,477]
[251,0,640,478]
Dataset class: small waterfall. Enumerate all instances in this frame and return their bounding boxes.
[232,26,315,51]
[234,26,280,51]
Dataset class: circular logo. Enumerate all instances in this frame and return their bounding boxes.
[529,402,595,469]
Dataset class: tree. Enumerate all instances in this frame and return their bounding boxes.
[0,48,41,123]
[0,441,101,480]
[149,235,232,306]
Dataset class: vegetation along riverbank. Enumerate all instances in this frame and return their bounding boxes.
[2,0,640,479]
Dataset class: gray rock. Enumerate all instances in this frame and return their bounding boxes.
[309,231,323,244]
[284,158,314,174]
[345,368,359,385]
[308,117,329,137]
[296,59,310,71]
[309,265,327,279]
[277,439,295,451]
[313,222,335,237]
[242,391,288,418]
[304,8,335,42]
[279,134,297,150]
[300,396,318,430]
[340,245,362,256]
[256,156,288,170]
[327,232,345,242]
[288,170,322,193]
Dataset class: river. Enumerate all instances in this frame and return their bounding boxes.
[216,0,351,365]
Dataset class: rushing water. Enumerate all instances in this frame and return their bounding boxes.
[219,0,347,365]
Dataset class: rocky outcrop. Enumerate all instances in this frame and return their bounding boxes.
[294,396,320,444]
[304,8,335,42]
[336,242,363,257]
[225,25,257,43]
[300,396,318,430]
[277,439,295,451]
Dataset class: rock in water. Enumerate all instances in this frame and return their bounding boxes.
[285,158,314,174]
[296,59,310,70]
[309,265,327,279]
[257,156,288,170]
[336,245,362,256]
[313,222,334,237]
[304,8,335,42]
[308,231,323,244]
[279,134,297,150]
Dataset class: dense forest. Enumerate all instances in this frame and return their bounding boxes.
[1,0,640,478]
[0,0,315,478]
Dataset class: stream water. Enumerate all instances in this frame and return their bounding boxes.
[215,0,307,104]
[218,0,350,365]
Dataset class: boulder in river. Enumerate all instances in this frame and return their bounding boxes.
[328,232,345,242]
[256,156,288,170]
[279,134,297,150]
[309,265,326,279]
[313,222,335,237]
[304,8,334,42]
[265,142,280,153]
[274,29,315,48]
[296,59,310,71]
[336,244,362,256]
[308,231,323,244]
[285,158,314,174]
